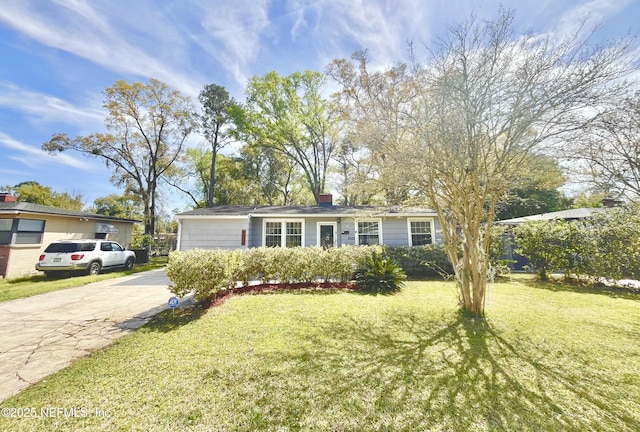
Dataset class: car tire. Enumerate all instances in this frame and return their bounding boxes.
[87,261,101,275]
[124,257,134,271]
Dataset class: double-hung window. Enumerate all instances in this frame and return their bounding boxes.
[264,222,282,247]
[357,219,382,245]
[408,218,434,246]
[263,220,304,247]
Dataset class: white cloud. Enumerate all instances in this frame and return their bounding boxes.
[190,0,271,88]
[0,1,203,97]
[0,82,104,128]
[547,0,632,43]
[0,132,90,170]
[296,0,434,69]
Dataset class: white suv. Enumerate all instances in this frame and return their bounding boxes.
[36,239,136,278]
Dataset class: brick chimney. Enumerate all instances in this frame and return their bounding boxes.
[318,193,333,207]
[0,193,17,203]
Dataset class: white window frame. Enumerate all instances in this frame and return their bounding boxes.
[316,222,337,248]
[262,219,305,248]
[407,217,435,246]
[355,218,383,245]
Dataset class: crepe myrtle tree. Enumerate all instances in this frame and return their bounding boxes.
[397,10,628,315]
[43,78,196,235]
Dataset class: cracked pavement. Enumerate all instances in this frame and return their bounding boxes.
[0,268,185,402]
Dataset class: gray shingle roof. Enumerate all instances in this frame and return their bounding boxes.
[177,205,437,217]
[0,202,140,223]
[497,207,608,225]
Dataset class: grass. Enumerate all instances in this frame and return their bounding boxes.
[1,275,639,431]
[0,256,168,302]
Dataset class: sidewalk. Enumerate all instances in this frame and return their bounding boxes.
[0,268,187,402]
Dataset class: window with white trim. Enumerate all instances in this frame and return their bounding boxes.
[264,222,282,247]
[357,220,381,245]
[408,218,433,246]
[263,220,304,247]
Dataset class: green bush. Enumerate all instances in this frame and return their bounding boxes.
[166,249,238,301]
[382,245,453,277]
[167,245,382,301]
[512,204,640,281]
[354,251,407,294]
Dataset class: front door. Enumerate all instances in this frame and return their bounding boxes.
[318,223,336,248]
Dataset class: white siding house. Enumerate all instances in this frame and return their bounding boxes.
[175,196,443,251]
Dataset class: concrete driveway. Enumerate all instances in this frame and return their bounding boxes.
[0,268,185,402]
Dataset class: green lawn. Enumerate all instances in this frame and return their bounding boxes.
[0,257,168,302]
[1,276,639,431]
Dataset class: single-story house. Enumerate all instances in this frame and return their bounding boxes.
[0,194,138,279]
[175,194,443,251]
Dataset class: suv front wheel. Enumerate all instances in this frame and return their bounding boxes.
[124,257,134,271]
[87,261,101,275]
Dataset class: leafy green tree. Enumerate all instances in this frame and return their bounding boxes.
[5,181,83,210]
[513,220,588,280]
[240,141,313,205]
[89,193,143,219]
[42,78,197,235]
[571,192,605,208]
[236,71,338,204]
[197,84,239,207]
[496,155,570,219]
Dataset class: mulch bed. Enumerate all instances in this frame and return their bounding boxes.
[202,282,361,309]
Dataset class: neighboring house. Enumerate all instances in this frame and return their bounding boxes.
[496,207,608,271]
[0,194,139,279]
[175,194,443,251]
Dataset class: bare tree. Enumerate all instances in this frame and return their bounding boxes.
[402,10,629,314]
[567,90,640,200]
[327,51,416,204]
[328,11,629,315]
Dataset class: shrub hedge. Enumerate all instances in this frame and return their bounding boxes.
[512,204,640,281]
[382,245,453,277]
[167,244,459,301]
[167,245,381,301]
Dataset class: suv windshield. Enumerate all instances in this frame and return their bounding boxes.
[44,242,96,253]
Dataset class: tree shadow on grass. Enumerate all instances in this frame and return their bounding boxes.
[240,310,639,431]
[141,305,208,333]
[518,277,640,301]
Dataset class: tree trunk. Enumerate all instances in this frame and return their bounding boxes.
[207,149,217,207]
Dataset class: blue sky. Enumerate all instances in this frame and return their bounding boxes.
[1,0,639,211]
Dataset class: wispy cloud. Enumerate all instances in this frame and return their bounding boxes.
[548,0,632,43]
[0,132,90,170]
[0,82,104,128]
[190,0,271,88]
[294,0,434,68]
[0,0,203,97]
